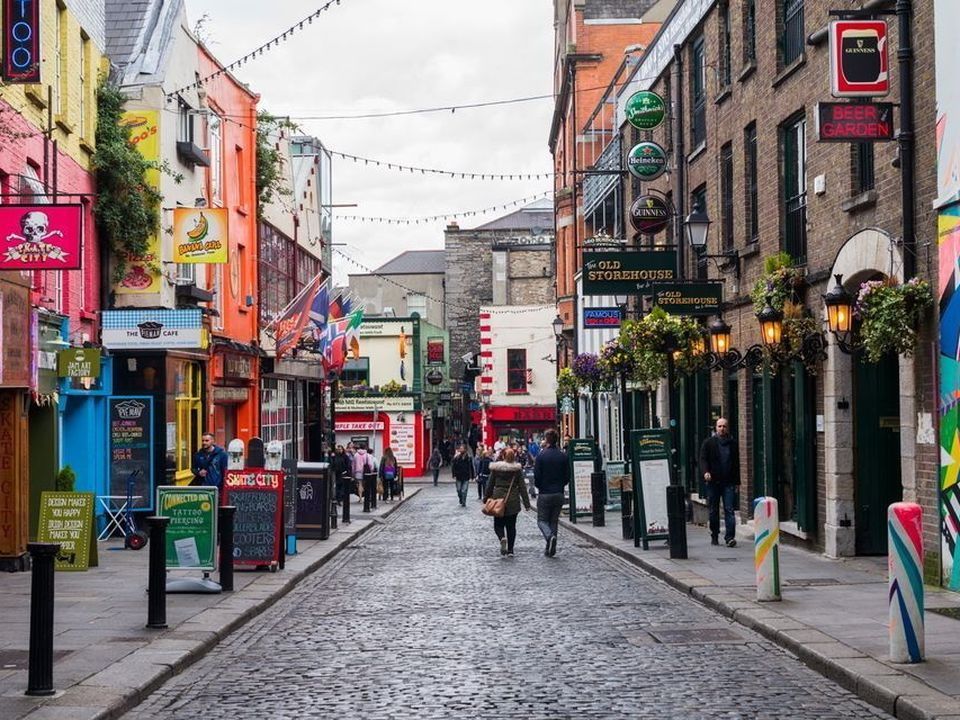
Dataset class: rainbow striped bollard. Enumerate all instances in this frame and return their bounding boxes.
[753,496,781,602]
[888,502,924,663]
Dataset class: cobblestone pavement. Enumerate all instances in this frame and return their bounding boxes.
[124,488,891,720]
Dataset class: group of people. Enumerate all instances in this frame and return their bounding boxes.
[327,442,405,509]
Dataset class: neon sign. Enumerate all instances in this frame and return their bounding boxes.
[3,0,41,83]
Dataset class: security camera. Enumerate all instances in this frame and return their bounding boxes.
[461,352,475,364]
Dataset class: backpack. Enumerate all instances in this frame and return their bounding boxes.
[383,464,396,480]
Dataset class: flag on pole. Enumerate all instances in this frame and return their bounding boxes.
[273,273,323,358]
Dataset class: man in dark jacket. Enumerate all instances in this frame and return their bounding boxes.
[698,417,740,547]
[451,444,475,507]
[192,433,229,488]
[534,429,568,557]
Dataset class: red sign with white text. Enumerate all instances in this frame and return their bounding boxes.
[816,102,895,142]
[222,470,284,567]
[829,20,889,97]
[0,205,82,270]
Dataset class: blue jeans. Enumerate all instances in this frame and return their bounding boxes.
[536,493,564,541]
[707,483,737,542]
[455,479,470,505]
[432,468,440,486]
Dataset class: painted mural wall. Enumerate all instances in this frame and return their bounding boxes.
[936,0,960,589]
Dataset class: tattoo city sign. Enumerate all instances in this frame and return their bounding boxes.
[3,0,41,83]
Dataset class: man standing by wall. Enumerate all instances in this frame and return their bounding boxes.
[534,429,568,557]
[698,418,740,547]
[192,433,229,488]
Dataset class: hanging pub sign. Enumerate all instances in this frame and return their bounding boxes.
[57,348,101,378]
[652,282,723,316]
[172,208,229,263]
[582,250,676,295]
[815,102,895,142]
[583,307,623,329]
[829,20,889,97]
[2,0,41,83]
[427,337,445,365]
[625,91,666,130]
[627,142,668,181]
[630,194,671,234]
[0,205,82,270]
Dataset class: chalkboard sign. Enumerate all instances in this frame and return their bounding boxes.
[108,396,154,511]
[295,462,330,539]
[156,486,218,570]
[630,429,673,550]
[567,438,596,522]
[223,470,283,567]
[37,492,97,571]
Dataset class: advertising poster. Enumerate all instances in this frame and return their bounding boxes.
[172,208,229,263]
[156,486,218,571]
[0,205,82,270]
[389,423,416,464]
[108,396,154,510]
[116,111,161,294]
[37,492,97,571]
[567,438,597,520]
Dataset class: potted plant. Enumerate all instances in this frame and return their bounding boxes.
[855,277,933,362]
[55,465,76,492]
[556,367,579,400]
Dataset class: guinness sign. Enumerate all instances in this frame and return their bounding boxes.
[829,20,889,97]
[630,195,671,234]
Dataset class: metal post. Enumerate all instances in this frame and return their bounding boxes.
[145,516,169,629]
[591,471,606,527]
[665,353,687,558]
[25,542,59,697]
[362,471,373,513]
[218,506,236,592]
[897,0,915,280]
[889,502,924,663]
[754,497,781,601]
[342,471,351,524]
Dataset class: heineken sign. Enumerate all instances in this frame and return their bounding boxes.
[627,142,668,181]
[625,91,666,130]
[630,195,671,234]
[652,282,723,316]
[582,250,676,295]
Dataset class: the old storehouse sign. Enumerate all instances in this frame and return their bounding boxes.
[2,0,41,82]
[630,195,671,234]
[627,142,668,181]
[829,20,889,97]
[625,91,665,130]
[582,250,676,295]
[652,282,723,316]
[0,205,82,270]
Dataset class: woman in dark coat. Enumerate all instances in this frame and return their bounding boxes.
[484,448,531,557]
[330,445,352,504]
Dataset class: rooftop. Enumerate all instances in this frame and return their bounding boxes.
[470,199,554,232]
[371,250,446,275]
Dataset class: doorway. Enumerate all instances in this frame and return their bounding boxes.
[854,352,902,555]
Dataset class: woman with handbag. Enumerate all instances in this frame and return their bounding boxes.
[379,447,402,501]
[483,448,531,557]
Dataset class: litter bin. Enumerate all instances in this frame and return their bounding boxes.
[296,462,333,540]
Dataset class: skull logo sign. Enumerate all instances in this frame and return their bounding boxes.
[4,209,68,265]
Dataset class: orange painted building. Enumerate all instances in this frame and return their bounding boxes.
[549,1,665,362]
[197,45,261,447]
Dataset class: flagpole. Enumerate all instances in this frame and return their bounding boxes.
[264,272,327,335]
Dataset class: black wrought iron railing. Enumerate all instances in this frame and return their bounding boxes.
[782,0,804,67]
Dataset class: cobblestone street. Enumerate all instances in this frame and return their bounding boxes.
[124,488,891,720]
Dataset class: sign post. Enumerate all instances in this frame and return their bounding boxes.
[630,429,673,550]
[567,438,597,522]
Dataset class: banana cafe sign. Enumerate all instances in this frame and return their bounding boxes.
[172,208,229,264]
[582,250,677,295]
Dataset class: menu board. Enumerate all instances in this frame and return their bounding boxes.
[389,423,416,465]
[37,492,97,571]
[156,486,218,571]
[108,396,154,510]
[567,438,597,521]
[630,429,673,549]
[223,470,283,567]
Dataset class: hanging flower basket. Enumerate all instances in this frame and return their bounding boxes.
[556,367,579,399]
[620,306,706,385]
[855,277,933,363]
[572,352,605,390]
[597,337,635,386]
[751,252,805,315]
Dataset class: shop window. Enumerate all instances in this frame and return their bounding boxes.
[261,378,298,461]
[507,349,527,393]
[174,361,203,483]
[341,358,370,388]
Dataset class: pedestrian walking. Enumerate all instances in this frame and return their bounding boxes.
[484,448,531,557]
[534,429,568,557]
[379,447,402,501]
[428,445,443,486]
[698,417,740,547]
[330,445,352,524]
[191,432,229,488]
[353,446,376,513]
[476,448,492,501]
[451,444,474,507]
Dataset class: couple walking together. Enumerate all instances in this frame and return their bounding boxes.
[484,429,567,557]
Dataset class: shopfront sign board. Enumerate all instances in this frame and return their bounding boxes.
[37,492,97,571]
[57,348,101,378]
[2,0,41,82]
[0,205,82,270]
[625,90,666,130]
[101,309,205,350]
[582,250,677,295]
[156,486,218,571]
[630,194,671,234]
[223,470,284,568]
[631,429,673,549]
[567,438,596,521]
[108,396,154,511]
[583,307,623,329]
[172,208,228,263]
[816,102,895,142]
[652,282,723,316]
[627,141,668,181]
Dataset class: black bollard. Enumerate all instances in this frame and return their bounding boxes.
[25,542,60,697]
[621,490,634,540]
[218,506,236,592]
[342,474,351,525]
[591,471,606,527]
[666,484,688,559]
[145,516,169,629]
[362,472,372,513]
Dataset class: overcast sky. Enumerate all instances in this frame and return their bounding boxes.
[186,0,555,284]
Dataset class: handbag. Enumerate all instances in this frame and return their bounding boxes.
[482,475,516,518]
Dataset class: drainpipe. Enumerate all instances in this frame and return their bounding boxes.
[897,0,915,280]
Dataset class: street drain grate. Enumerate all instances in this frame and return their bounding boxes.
[783,578,841,587]
[927,606,960,620]
[0,649,72,670]
[648,627,744,644]
[715,557,739,562]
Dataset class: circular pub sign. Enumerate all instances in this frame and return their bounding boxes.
[625,90,666,130]
[426,369,444,386]
[630,194,670,234]
[627,141,668,181]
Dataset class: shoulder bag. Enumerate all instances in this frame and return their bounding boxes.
[481,474,516,518]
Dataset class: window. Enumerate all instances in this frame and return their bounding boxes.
[235,144,246,210]
[744,123,759,244]
[178,100,194,144]
[174,361,203,482]
[213,266,224,330]
[690,36,707,148]
[54,5,64,116]
[208,115,222,204]
[720,143,734,252]
[297,248,320,289]
[79,36,88,137]
[259,222,296,325]
[406,293,427,318]
[781,0,804,67]
[261,378,299,461]
[781,113,807,263]
[720,3,732,87]
[341,358,370,388]
[691,186,708,279]
[506,349,528,393]
[853,143,875,194]
[743,0,757,64]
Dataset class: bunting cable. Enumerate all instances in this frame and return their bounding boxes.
[165,0,347,98]
[335,190,554,225]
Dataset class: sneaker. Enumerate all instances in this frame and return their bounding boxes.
[507,551,514,557]
[711,536,719,546]
[547,535,557,557]
[544,538,551,556]
[500,538,508,556]
[726,538,737,548]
